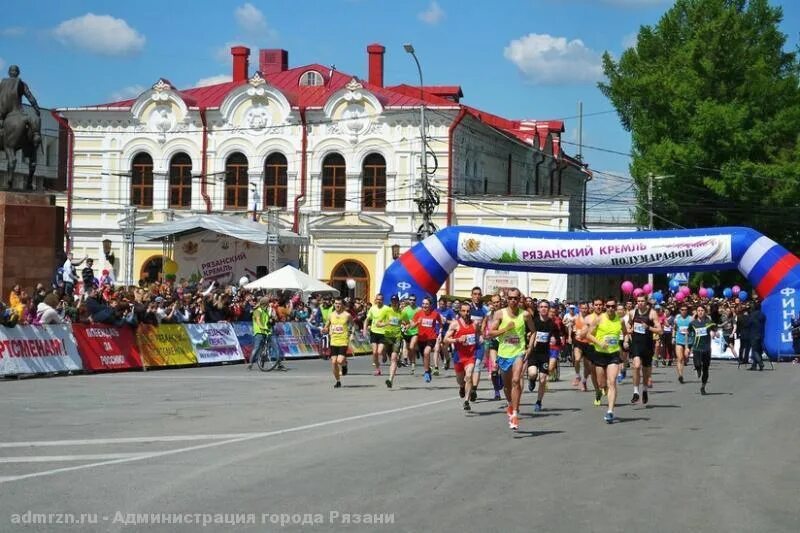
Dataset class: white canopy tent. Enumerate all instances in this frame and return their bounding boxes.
[244,265,339,296]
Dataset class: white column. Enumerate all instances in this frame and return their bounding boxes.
[346,172,360,212]
[152,166,169,210]
[247,169,262,214]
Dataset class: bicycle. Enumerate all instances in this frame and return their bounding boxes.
[254,335,285,372]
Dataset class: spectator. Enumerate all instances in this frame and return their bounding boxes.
[36,293,63,324]
[81,258,96,294]
[62,252,86,299]
[747,301,766,371]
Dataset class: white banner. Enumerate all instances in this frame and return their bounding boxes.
[711,335,738,360]
[184,323,244,364]
[0,325,82,375]
[458,233,732,270]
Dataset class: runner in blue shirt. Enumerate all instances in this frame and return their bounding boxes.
[435,297,456,375]
[673,304,693,384]
[468,286,490,401]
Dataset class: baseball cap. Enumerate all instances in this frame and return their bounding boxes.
[155,296,164,303]
[390,295,399,302]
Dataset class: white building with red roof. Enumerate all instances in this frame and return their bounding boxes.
[54,44,591,299]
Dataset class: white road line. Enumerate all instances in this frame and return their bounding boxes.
[0,398,451,484]
[0,434,259,448]
[0,453,147,463]
[91,375,320,381]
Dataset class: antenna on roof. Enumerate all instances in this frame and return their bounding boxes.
[328,64,336,85]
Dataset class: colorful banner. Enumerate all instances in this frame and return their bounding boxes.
[0,325,82,376]
[272,322,320,358]
[185,323,244,364]
[349,330,372,355]
[136,324,197,368]
[458,233,733,270]
[72,325,142,372]
[232,322,255,362]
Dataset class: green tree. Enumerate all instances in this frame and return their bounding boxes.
[599,0,800,250]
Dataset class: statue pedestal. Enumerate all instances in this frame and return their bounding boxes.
[0,192,64,298]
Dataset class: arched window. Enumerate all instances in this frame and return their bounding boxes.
[131,153,153,207]
[361,153,386,211]
[299,71,324,86]
[321,153,346,210]
[169,153,192,209]
[329,260,370,300]
[264,153,288,208]
[225,152,249,210]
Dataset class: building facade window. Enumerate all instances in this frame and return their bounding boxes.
[169,153,192,209]
[321,153,346,210]
[299,71,324,86]
[264,152,288,208]
[131,152,153,208]
[225,152,249,210]
[361,153,386,211]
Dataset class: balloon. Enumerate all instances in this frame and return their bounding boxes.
[738,291,749,301]
[621,281,634,294]
[706,288,715,299]
[642,283,653,295]
[239,276,249,287]
[674,292,686,301]
[732,285,741,295]
[680,286,691,296]
[633,288,644,297]
[653,291,664,303]
[669,279,680,291]
[163,259,178,276]
[723,288,733,299]
[698,287,708,298]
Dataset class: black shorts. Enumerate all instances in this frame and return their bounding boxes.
[574,341,589,354]
[330,346,348,357]
[631,341,654,367]
[420,339,437,350]
[369,332,385,345]
[526,353,550,374]
[402,332,417,343]
[485,338,499,351]
[593,352,622,368]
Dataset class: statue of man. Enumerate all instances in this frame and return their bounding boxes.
[0,64,41,134]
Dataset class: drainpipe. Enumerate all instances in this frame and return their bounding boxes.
[50,110,73,253]
[199,108,212,213]
[445,107,468,295]
[293,106,308,234]
[533,150,544,195]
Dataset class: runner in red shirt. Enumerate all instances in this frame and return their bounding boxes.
[410,297,442,383]
[444,302,478,411]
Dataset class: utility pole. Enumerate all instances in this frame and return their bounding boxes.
[577,101,583,162]
[123,206,137,286]
[648,172,654,288]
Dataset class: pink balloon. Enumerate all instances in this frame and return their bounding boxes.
[621,281,634,294]
[680,286,691,296]
[642,283,653,295]
[698,287,708,298]
[632,288,644,297]
[732,285,741,295]
[675,292,686,301]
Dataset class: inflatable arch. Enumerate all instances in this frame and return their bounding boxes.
[380,226,800,358]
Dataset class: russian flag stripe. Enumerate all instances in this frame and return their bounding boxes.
[738,236,776,277]
[398,252,441,295]
[756,252,800,297]
[421,236,458,272]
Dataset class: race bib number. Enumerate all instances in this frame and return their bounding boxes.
[679,326,688,335]
[663,326,672,333]
[695,327,708,337]
[605,336,619,346]
[505,335,521,346]
[389,317,400,326]
[470,315,483,324]
[331,325,345,334]
[464,334,476,346]
[633,322,647,335]
[421,318,434,328]
[535,331,550,344]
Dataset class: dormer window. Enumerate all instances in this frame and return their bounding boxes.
[299,70,324,87]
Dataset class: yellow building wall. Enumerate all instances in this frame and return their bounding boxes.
[134,247,163,283]
[321,252,376,296]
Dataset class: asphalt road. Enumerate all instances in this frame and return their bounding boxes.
[1,357,798,533]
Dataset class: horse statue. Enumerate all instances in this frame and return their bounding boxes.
[0,64,42,191]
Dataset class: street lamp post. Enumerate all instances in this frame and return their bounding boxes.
[404,43,432,240]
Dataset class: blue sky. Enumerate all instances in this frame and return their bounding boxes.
[2,0,797,219]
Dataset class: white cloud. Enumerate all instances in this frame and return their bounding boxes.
[234,3,276,38]
[53,13,145,56]
[0,27,26,37]
[196,74,233,87]
[504,33,603,85]
[418,1,445,25]
[622,32,638,49]
[109,84,145,102]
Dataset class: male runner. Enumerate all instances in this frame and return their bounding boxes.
[673,304,693,384]
[468,286,489,401]
[382,295,405,388]
[548,306,566,381]
[528,300,559,412]
[324,297,353,388]
[485,294,503,400]
[409,297,442,383]
[579,298,605,405]
[401,296,419,373]
[435,296,456,375]
[628,294,662,406]
[487,288,537,430]
[585,297,624,423]
[444,302,479,411]
[690,304,717,395]
[571,302,591,390]
[364,293,387,376]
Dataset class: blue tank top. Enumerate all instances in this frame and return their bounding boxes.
[674,315,692,345]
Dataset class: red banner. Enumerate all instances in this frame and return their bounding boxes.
[72,325,142,372]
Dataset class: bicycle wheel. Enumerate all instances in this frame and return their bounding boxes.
[258,338,282,372]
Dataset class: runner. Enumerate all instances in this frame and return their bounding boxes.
[618,300,633,384]
[661,306,675,367]
[382,295,405,388]
[324,297,353,388]
[690,304,717,395]
[580,298,605,405]
[571,302,592,391]
[401,296,420,373]
[468,287,489,401]
[485,294,503,400]
[673,304,693,384]
[527,300,560,412]
[627,294,662,406]
[487,288,537,430]
[409,297,443,383]
[548,306,566,381]
[444,302,479,411]
[434,296,456,375]
[585,297,624,423]
[364,293,387,376]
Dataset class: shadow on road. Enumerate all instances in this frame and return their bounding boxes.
[513,430,565,439]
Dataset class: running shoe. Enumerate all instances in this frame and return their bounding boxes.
[374,368,382,376]
[528,378,536,392]
[433,367,440,376]
[423,370,432,383]
[616,373,624,385]
[342,365,348,376]
[509,413,519,430]
[334,381,342,389]
[385,379,392,389]
[642,389,649,405]
[493,390,502,401]
[604,412,614,424]
[580,380,588,392]
[463,401,471,411]
[700,385,707,395]
[459,386,466,399]
[534,401,542,413]
[593,391,602,407]
[631,393,640,404]
[470,388,478,402]
[571,376,581,388]
[410,365,416,375]
[678,375,685,384]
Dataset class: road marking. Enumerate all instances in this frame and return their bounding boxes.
[0,434,258,448]
[0,453,147,463]
[0,398,451,484]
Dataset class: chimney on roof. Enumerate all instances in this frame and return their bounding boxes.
[259,49,289,75]
[231,46,250,83]
[367,43,385,88]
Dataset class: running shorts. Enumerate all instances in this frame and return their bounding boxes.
[593,351,622,367]
[574,341,589,353]
[419,338,437,350]
[497,355,522,373]
[485,338,499,351]
[527,353,550,374]
[454,356,476,374]
[549,348,560,360]
[384,336,402,355]
[474,343,485,361]
[330,345,348,357]
[369,332,385,345]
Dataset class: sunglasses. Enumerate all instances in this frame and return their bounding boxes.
[605,304,616,308]
[508,296,520,300]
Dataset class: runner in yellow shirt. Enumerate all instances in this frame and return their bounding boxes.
[324,297,354,388]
